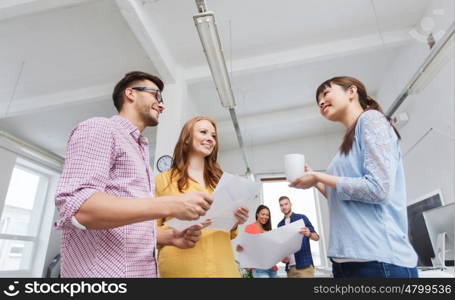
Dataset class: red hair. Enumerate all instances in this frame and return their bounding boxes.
[170,116,223,192]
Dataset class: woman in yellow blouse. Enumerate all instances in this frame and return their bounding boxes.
[155,116,249,278]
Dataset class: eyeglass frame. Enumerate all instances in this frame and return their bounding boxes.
[131,87,164,104]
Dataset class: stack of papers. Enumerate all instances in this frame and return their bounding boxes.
[233,219,304,269]
[165,172,259,232]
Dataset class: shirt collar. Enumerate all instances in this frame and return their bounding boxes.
[285,212,294,220]
[111,115,148,145]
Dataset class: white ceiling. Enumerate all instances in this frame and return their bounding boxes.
[0,0,159,156]
[0,0,433,158]
[146,0,429,68]
[198,45,406,150]
[0,0,157,101]
[189,45,403,120]
[0,98,157,156]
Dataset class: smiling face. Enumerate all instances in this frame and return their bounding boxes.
[189,120,217,157]
[279,198,292,215]
[316,83,353,122]
[257,208,270,225]
[131,79,165,126]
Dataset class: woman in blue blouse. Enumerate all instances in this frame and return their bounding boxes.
[290,76,418,278]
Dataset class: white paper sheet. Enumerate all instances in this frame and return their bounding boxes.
[165,172,259,232]
[233,219,305,269]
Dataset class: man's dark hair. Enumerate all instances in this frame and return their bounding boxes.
[278,196,290,202]
[112,71,164,112]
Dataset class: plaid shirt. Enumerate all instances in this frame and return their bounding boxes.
[278,213,316,270]
[55,115,157,278]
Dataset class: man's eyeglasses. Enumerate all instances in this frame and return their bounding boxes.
[131,87,163,104]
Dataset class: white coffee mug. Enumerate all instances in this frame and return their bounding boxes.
[284,153,306,182]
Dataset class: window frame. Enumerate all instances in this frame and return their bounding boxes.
[0,157,54,276]
[256,173,329,268]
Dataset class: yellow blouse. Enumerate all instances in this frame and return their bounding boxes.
[155,170,241,278]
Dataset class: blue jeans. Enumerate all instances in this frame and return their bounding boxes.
[332,261,418,278]
[252,268,277,278]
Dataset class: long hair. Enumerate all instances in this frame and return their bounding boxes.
[255,205,272,231]
[315,76,400,155]
[170,116,223,193]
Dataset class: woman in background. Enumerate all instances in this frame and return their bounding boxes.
[289,76,418,278]
[242,205,278,278]
[155,116,249,278]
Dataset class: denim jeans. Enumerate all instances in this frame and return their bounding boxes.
[252,268,277,278]
[331,260,418,278]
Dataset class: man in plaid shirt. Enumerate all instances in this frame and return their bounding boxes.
[55,71,213,277]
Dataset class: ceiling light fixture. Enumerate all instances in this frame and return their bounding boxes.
[192,0,253,178]
[387,21,454,117]
[193,0,235,108]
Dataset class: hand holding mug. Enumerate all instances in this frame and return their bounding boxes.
[284,154,306,182]
[289,172,317,189]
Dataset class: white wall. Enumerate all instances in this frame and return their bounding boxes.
[0,148,17,217]
[153,78,208,171]
[34,169,59,278]
[401,58,454,205]
[153,80,188,172]
[219,131,342,175]
[376,0,454,206]
[42,211,61,277]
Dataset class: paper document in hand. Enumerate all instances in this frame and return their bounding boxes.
[165,172,259,231]
[234,219,304,269]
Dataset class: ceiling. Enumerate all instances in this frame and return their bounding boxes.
[146,0,428,68]
[0,0,433,158]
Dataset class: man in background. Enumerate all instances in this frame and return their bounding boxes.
[278,195,319,278]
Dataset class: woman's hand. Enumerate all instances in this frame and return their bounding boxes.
[289,172,318,189]
[171,219,212,249]
[230,206,249,231]
[233,206,249,226]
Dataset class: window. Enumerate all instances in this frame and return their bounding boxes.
[261,177,326,271]
[0,160,49,273]
[9,244,25,257]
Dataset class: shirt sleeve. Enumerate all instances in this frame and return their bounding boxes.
[230,226,239,240]
[303,216,316,233]
[244,223,256,234]
[54,121,115,229]
[335,111,398,204]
